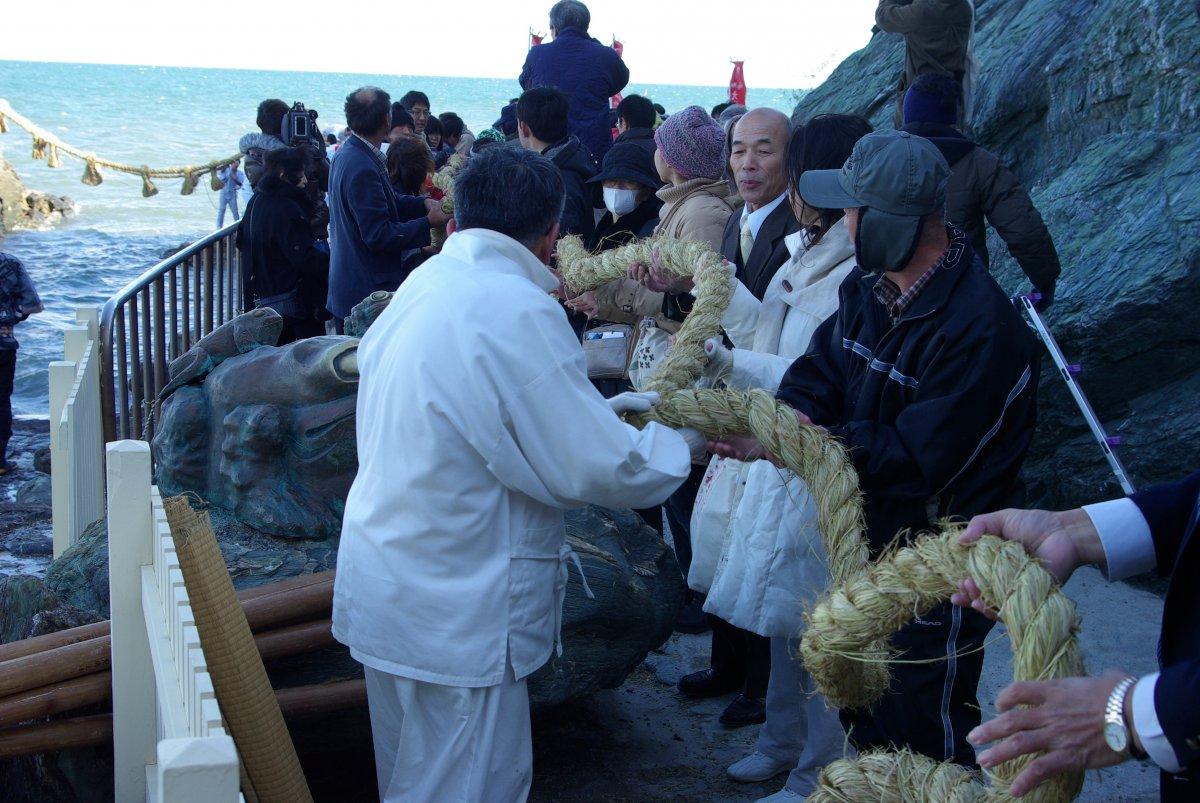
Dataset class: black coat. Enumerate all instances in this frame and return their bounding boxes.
[777,227,1040,553]
[613,127,657,157]
[1133,471,1200,800]
[236,176,324,313]
[586,195,662,252]
[720,200,800,301]
[545,136,598,241]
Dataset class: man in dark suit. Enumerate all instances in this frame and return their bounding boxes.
[721,108,800,301]
[327,87,450,327]
[954,471,1200,801]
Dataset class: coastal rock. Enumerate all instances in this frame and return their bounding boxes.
[792,0,1200,507]
[0,157,74,234]
[33,446,51,475]
[15,474,52,508]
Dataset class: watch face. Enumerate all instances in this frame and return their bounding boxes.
[1105,721,1128,753]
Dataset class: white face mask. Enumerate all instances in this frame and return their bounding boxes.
[603,187,640,217]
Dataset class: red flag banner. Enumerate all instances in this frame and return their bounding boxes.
[729,61,746,105]
[529,29,544,48]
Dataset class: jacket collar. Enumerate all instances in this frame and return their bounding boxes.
[440,228,559,293]
[657,177,731,206]
[856,224,976,323]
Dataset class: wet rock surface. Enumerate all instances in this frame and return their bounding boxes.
[0,157,73,234]
[793,0,1200,507]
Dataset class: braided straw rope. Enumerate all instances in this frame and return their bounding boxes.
[555,235,872,598]
[429,153,466,248]
[0,98,240,195]
[805,530,1085,803]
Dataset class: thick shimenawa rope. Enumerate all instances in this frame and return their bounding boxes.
[556,235,872,597]
[559,236,1085,802]
[804,530,1085,803]
[429,153,466,248]
[0,98,240,196]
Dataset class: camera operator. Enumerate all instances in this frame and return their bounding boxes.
[0,252,43,474]
[280,101,332,241]
[236,147,329,345]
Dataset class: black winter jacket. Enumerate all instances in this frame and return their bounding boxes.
[777,226,1039,554]
[236,176,324,314]
[586,195,662,252]
[903,122,1061,292]
[544,136,598,241]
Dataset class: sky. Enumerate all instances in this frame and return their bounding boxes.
[2,0,879,89]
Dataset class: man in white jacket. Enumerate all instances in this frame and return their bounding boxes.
[332,146,703,803]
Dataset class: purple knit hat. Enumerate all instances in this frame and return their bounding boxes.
[654,105,726,181]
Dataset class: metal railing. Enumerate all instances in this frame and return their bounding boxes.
[99,223,244,443]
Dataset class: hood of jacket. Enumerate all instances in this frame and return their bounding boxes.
[901,121,976,167]
[656,177,737,207]
[544,135,598,180]
[239,132,287,154]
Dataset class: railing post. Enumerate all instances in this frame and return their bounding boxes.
[153,737,239,803]
[48,361,75,558]
[107,440,156,802]
[76,305,100,342]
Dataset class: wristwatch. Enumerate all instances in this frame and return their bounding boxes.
[1104,676,1138,755]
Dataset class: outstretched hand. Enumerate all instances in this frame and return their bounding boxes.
[707,408,812,467]
[968,669,1130,797]
[951,508,1104,620]
[628,248,694,294]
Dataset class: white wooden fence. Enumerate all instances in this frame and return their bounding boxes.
[106,440,239,802]
[49,306,106,558]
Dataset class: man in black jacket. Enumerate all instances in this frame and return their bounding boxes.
[613,95,658,157]
[517,88,598,242]
[902,72,1061,307]
[955,471,1200,801]
[711,130,1040,767]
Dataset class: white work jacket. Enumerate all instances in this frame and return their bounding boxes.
[332,228,691,687]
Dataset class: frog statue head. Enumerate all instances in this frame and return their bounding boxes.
[153,334,361,540]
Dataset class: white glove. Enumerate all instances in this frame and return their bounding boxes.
[608,391,660,415]
[702,338,733,382]
[676,427,708,462]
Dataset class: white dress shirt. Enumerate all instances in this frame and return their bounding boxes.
[740,191,788,243]
[1083,498,1182,772]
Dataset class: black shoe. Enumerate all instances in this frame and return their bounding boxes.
[674,598,710,634]
[719,694,766,728]
[0,461,16,476]
[678,668,739,699]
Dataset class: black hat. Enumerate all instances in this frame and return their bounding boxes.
[587,142,663,189]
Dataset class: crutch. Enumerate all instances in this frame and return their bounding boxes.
[1014,293,1136,495]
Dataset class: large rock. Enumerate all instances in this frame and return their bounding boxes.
[793,0,1200,506]
[0,157,73,234]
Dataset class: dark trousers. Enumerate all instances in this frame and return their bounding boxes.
[664,462,708,578]
[709,614,771,699]
[1163,770,1196,801]
[0,349,12,459]
[277,315,325,346]
[841,601,993,767]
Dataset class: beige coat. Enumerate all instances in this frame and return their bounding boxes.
[592,178,738,330]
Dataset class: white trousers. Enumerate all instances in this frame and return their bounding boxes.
[364,665,532,803]
[756,636,847,796]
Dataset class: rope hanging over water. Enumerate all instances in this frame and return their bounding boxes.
[0,98,240,196]
[556,236,1085,802]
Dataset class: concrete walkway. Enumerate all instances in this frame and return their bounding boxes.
[531,566,1163,801]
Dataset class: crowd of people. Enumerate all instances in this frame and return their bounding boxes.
[211,2,1195,802]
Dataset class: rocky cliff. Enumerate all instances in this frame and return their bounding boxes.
[0,157,73,234]
[793,0,1200,507]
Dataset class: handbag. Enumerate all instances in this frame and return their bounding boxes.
[582,322,635,380]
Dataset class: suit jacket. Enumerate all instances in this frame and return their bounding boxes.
[720,201,801,301]
[327,135,432,320]
[1130,470,1200,792]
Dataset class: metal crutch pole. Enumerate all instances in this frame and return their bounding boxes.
[1014,293,1136,495]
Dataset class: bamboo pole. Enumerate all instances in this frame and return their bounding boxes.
[0,575,336,697]
[0,619,336,726]
[0,673,112,730]
[0,678,369,759]
[0,571,336,665]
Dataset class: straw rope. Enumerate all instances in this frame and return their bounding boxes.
[163,497,313,803]
[0,98,240,196]
[429,153,466,248]
[804,530,1085,803]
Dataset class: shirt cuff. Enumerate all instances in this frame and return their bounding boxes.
[1132,674,1184,773]
[1082,498,1156,581]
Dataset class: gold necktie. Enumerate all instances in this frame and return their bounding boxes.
[740,217,754,264]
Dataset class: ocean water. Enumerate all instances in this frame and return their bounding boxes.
[0,60,801,414]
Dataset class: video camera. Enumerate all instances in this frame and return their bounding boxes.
[281,101,321,149]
